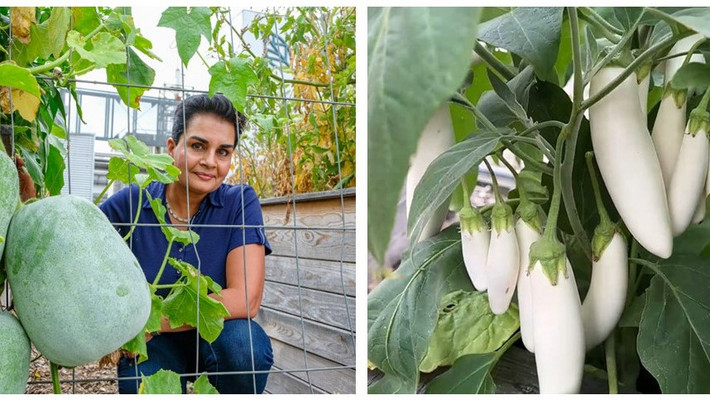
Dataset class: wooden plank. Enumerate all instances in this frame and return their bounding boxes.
[262,281,355,331]
[255,308,355,366]
[268,338,355,394]
[261,196,355,228]
[261,188,356,206]
[265,255,355,297]
[264,367,326,394]
[266,229,355,262]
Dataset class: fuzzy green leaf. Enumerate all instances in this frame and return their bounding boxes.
[407,130,502,245]
[425,353,497,394]
[193,375,219,394]
[637,254,710,393]
[121,330,148,364]
[106,48,156,109]
[162,282,229,343]
[368,226,473,393]
[419,290,518,373]
[12,7,70,66]
[0,63,40,98]
[158,7,212,66]
[367,7,481,264]
[139,369,182,394]
[208,57,258,113]
[478,7,564,81]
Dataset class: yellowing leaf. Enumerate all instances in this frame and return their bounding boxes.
[0,87,40,121]
[11,7,35,44]
[12,89,40,121]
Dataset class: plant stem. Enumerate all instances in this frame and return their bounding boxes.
[503,142,554,176]
[696,83,710,111]
[479,196,549,215]
[579,7,625,35]
[577,8,622,44]
[474,41,516,81]
[152,239,174,286]
[94,177,116,206]
[582,33,687,111]
[28,22,106,75]
[50,362,61,394]
[583,15,640,87]
[498,153,531,204]
[452,92,497,132]
[542,125,567,240]
[483,158,503,204]
[460,177,473,211]
[122,187,143,241]
[605,334,619,394]
[585,152,612,225]
[561,7,593,259]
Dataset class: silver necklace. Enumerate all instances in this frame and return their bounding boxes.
[165,197,191,223]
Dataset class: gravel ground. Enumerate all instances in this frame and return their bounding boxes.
[26,346,117,394]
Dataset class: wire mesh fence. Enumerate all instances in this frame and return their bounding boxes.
[0,6,355,394]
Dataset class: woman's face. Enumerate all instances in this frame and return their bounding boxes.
[167,112,236,197]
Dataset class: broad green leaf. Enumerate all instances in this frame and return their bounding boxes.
[477,66,535,128]
[478,7,564,81]
[145,293,163,333]
[161,227,200,245]
[553,14,573,86]
[487,69,529,123]
[583,25,600,75]
[12,7,70,66]
[106,157,140,184]
[125,135,150,156]
[637,254,710,393]
[134,35,162,61]
[0,63,40,98]
[614,8,644,30]
[66,31,126,68]
[71,7,101,36]
[618,292,646,328]
[424,353,497,394]
[20,148,43,192]
[168,258,222,295]
[650,8,710,45]
[367,7,481,264]
[50,123,67,140]
[121,330,148,363]
[208,57,258,113]
[106,48,156,109]
[44,142,65,195]
[675,218,710,256]
[419,290,519,373]
[162,280,229,343]
[139,369,182,394]
[368,374,409,394]
[158,7,212,66]
[193,375,219,394]
[671,62,710,92]
[368,226,473,393]
[407,130,502,245]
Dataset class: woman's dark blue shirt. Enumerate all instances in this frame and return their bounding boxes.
[100,181,271,297]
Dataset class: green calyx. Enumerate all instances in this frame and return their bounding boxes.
[516,200,543,234]
[528,237,567,286]
[591,221,617,261]
[490,202,514,234]
[635,56,652,82]
[687,108,710,136]
[459,206,487,234]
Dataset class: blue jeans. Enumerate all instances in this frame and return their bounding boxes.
[118,319,273,394]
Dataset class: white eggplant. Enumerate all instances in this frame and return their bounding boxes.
[581,232,628,350]
[530,258,585,394]
[589,66,673,259]
[515,218,539,353]
[651,34,704,187]
[460,207,490,292]
[668,127,710,236]
[485,204,519,315]
[691,147,710,224]
[406,104,455,241]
